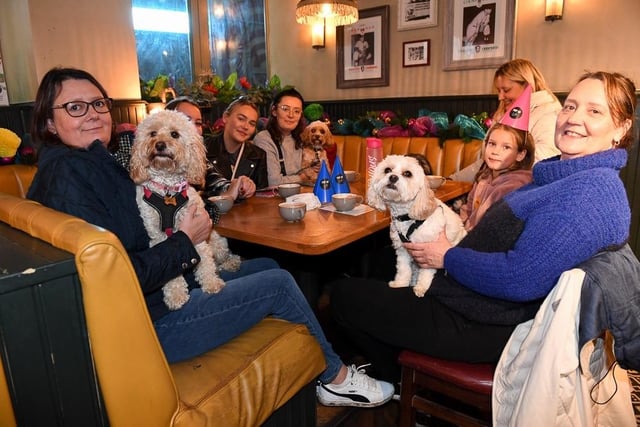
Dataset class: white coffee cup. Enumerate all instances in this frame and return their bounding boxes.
[276,183,301,198]
[279,201,307,222]
[332,193,363,212]
[344,170,361,182]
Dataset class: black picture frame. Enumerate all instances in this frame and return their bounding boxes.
[336,6,390,89]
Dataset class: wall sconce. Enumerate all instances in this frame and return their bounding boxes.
[545,0,563,22]
[311,20,325,50]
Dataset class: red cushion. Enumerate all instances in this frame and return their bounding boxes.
[398,350,494,395]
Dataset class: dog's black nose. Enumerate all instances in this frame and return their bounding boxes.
[155,141,167,151]
[389,174,398,184]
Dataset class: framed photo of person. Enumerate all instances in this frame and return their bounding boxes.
[398,0,437,31]
[403,40,430,67]
[336,6,390,89]
[443,0,515,71]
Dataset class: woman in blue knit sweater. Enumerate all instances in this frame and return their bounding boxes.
[330,71,637,383]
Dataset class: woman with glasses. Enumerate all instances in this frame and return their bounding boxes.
[27,67,395,409]
[254,88,319,186]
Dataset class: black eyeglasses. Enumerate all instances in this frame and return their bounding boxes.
[51,98,113,117]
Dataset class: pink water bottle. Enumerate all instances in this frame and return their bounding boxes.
[365,137,383,200]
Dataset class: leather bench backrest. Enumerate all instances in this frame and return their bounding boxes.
[333,136,482,177]
[0,179,179,426]
[0,165,37,198]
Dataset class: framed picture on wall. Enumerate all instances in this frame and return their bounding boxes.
[443,0,515,71]
[336,6,390,89]
[398,0,437,31]
[403,40,430,67]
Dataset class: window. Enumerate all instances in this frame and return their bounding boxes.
[132,0,267,87]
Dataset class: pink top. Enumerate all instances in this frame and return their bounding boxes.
[459,169,532,231]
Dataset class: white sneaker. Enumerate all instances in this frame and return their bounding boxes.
[317,364,395,408]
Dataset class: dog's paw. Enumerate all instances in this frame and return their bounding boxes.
[388,280,410,288]
[412,285,429,298]
[202,275,226,294]
[164,289,190,310]
[219,254,242,272]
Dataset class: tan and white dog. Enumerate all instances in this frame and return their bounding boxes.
[367,154,467,297]
[300,120,334,171]
[130,110,241,310]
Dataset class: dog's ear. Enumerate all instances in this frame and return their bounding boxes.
[410,182,438,220]
[129,141,150,184]
[366,182,387,212]
[324,126,335,147]
[301,125,311,143]
[186,136,207,186]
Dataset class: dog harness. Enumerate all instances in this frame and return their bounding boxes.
[394,214,425,243]
[142,183,189,236]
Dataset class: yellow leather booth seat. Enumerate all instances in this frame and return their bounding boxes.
[0,165,325,427]
[333,136,483,178]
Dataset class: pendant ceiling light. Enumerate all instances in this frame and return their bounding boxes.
[295,0,359,26]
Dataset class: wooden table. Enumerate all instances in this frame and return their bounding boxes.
[215,180,471,256]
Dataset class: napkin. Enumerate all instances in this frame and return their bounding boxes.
[286,193,321,210]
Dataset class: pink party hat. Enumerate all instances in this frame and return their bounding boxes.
[499,85,531,132]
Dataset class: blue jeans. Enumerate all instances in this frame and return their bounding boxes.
[153,257,342,384]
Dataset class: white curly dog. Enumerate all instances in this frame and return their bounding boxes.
[367,154,467,297]
[130,109,241,310]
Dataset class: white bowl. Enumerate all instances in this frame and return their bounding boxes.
[427,175,446,189]
[277,183,301,198]
[279,201,306,222]
[208,195,234,213]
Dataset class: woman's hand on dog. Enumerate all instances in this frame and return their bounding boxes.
[182,204,213,245]
[299,165,320,181]
[404,230,452,269]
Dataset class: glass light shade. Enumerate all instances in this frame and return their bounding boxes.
[311,21,325,49]
[545,0,563,21]
[296,0,359,26]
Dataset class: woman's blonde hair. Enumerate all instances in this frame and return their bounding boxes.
[492,58,559,121]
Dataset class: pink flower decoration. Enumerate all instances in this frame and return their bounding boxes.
[377,125,408,137]
[377,110,396,123]
[409,116,437,137]
[212,118,225,133]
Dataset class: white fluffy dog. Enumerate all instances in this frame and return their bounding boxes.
[367,154,467,297]
[300,120,333,170]
[130,110,241,310]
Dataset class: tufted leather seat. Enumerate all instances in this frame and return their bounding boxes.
[397,350,494,427]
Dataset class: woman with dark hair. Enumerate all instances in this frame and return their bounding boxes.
[27,67,395,409]
[254,88,318,186]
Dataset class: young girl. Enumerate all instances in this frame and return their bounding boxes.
[459,123,535,231]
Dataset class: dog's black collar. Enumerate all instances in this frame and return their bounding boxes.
[394,214,412,222]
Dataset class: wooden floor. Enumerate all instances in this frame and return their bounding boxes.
[316,399,400,427]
